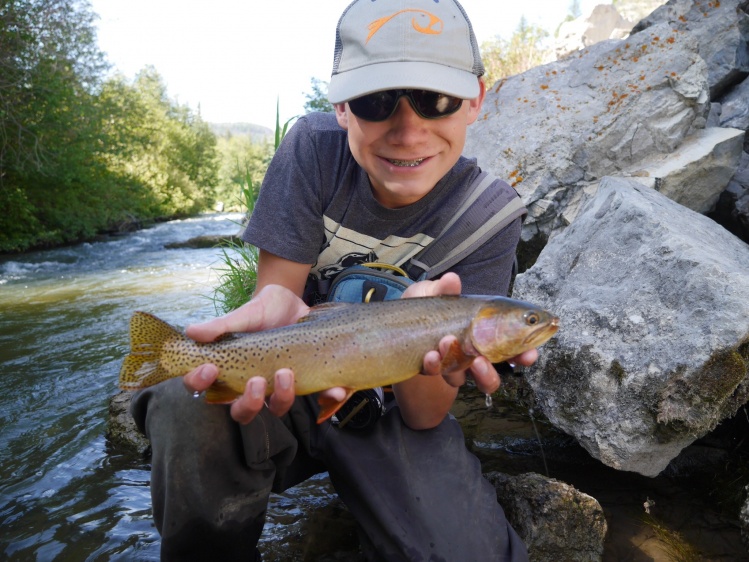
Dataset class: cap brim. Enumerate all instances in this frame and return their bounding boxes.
[328,61,480,104]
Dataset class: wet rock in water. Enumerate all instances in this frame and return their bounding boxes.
[742,484,749,550]
[164,234,241,249]
[486,471,607,562]
[106,391,151,457]
[514,177,749,476]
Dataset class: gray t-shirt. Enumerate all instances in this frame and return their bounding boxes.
[243,112,521,296]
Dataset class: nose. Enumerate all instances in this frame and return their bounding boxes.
[386,97,427,142]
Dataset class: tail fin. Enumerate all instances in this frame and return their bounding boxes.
[119,311,183,391]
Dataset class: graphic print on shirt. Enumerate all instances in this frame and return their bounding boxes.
[311,215,434,282]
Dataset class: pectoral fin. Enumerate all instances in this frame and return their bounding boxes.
[316,388,357,424]
[439,339,475,374]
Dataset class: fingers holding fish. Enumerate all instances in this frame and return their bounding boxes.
[229,369,295,425]
[227,375,269,425]
[508,348,539,369]
[183,363,220,392]
[401,271,461,299]
[466,357,501,395]
[265,369,296,419]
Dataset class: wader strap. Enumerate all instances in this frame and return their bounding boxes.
[404,171,527,280]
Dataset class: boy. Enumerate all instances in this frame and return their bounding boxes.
[132,1,536,560]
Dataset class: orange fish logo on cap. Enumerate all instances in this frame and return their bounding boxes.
[366,9,443,43]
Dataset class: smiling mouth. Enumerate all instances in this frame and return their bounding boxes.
[388,158,425,167]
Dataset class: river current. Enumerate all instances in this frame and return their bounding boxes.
[1,213,746,560]
[0,214,243,560]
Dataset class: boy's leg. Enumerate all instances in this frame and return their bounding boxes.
[320,406,529,562]
[130,378,305,562]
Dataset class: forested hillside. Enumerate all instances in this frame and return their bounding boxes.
[0,0,220,253]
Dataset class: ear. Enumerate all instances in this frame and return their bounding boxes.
[334,103,349,130]
[466,78,486,125]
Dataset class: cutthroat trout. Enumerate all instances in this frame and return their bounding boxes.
[119,296,559,422]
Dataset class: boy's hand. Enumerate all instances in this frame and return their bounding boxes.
[404,272,538,392]
[183,284,311,424]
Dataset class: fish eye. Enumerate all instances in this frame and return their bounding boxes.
[525,312,540,325]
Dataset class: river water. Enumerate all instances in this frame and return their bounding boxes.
[0,214,242,560]
[1,213,747,561]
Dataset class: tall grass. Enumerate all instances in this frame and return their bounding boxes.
[210,103,295,314]
[211,171,260,315]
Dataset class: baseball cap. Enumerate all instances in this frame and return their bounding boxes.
[328,0,485,104]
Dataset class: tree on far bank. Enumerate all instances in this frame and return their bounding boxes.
[303,78,334,114]
[480,17,551,88]
[0,0,220,253]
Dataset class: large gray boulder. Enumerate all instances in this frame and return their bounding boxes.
[467,20,710,243]
[632,0,749,97]
[465,0,749,246]
[513,177,749,476]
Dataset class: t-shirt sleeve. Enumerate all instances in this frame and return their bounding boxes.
[242,117,326,264]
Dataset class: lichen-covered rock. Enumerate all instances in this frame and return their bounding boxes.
[467,21,710,243]
[487,471,607,562]
[632,0,749,97]
[465,0,749,246]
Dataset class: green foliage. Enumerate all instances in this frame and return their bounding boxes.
[210,105,293,313]
[0,1,220,253]
[275,98,297,151]
[303,78,334,114]
[214,135,272,211]
[98,68,220,219]
[480,17,551,87]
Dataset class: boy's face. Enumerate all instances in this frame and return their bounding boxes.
[335,79,486,209]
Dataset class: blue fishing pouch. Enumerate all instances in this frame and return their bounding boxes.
[307,263,413,430]
[326,263,414,303]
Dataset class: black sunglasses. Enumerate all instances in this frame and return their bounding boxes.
[348,89,464,122]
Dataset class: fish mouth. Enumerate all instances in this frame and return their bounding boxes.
[387,157,426,167]
[523,317,560,346]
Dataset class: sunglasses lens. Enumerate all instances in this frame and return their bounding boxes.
[348,90,398,121]
[410,90,463,118]
[348,90,464,122]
